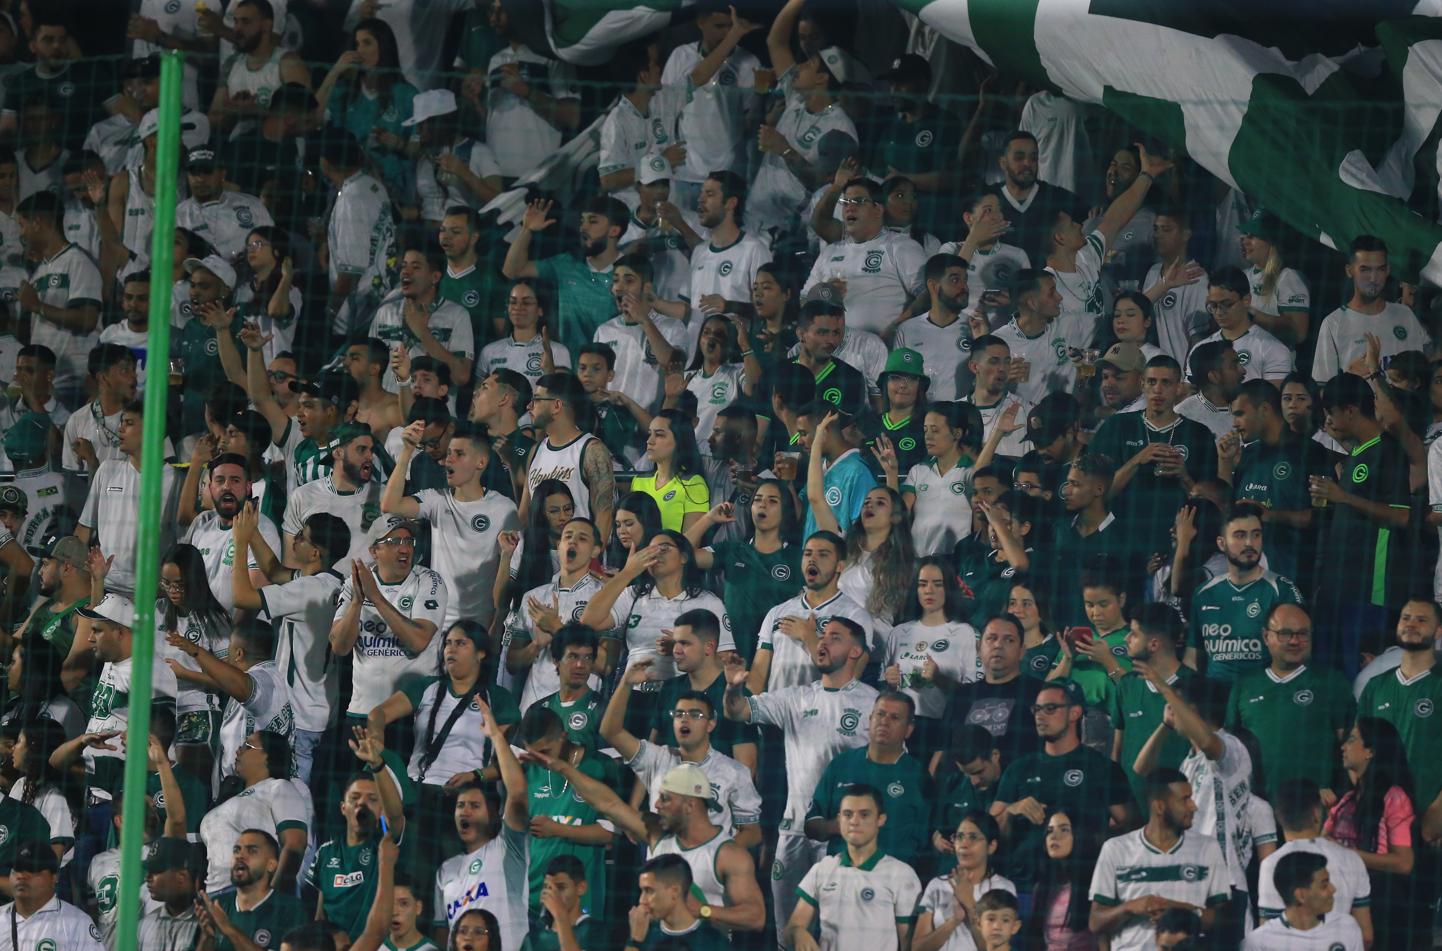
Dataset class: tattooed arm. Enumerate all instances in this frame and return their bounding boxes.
[581,438,616,542]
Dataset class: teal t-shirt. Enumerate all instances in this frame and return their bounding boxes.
[535,255,615,355]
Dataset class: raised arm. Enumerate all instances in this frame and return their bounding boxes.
[529,747,651,843]
[722,656,755,722]
[598,663,651,760]
[1092,143,1173,251]
[805,413,842,533]
[348,725,408,839]
[500,200,553,280]
[239,325,289,445]
[480,698,529,832]
[382,422,425,517]
[579,543,655,632]
[165,630,252,702]
[766,0,804,76]
[685,502,737,569]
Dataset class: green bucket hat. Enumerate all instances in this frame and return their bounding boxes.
[2,412,50,467]
[878,348,928,392]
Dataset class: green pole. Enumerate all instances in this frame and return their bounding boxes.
[114,49,182,951]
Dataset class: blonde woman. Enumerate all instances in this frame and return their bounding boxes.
[1240,210,1310,344]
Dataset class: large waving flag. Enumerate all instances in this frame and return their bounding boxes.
[897,0,1442,282]
[506,0,694,66]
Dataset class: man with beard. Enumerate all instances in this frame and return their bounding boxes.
[594,255,689,414]
[185,452,283,614]
[1184,503,1302,682]
[748,530,874,692]
[309,769,406,941]
[1089,769,1229,949]
[685,172,771,332]
[789,287,874,416]
[1227,602,1352,800]
[200,829,308,950]
[1095,343,1146,416]
[992,269,1071,407]
[175,146,272,261]
[503,195,630,355]
[520,373,616,541]
[1313,235,1431,383]
[1176,340,1244,439]
[698,405,764,545]
[77,400,180,598]
[652,608,759,765]
[61,344,137,476]
[370,246,475,395]
[284,423,382,566]
[896,254,971,402]
[962,335,1029,460]
[988,131,1079,264]
[15,535,93,691]
[431,698,530,947]
[990,680,1134,888]
[3,842,102,950]
[725,618,875,938]
[481,0,580,180]
[206,0,309,138]
[469,368,534,501]
[340,338,403,440]
[802,177,926,338]
[1111,604,1195,810]
[384,418,518,633]
[1357,598,1442,825]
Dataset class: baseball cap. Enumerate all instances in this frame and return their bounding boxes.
[1097,342,1145,374]
[402,88,458,128]
[366,514,419,547]
[0,485,25,515]
[226,409,271,449]
[1044,678,1086,708]
[11,841,58,874]
[637,152,671,186]
[144,837,194,875]
[1025,392,1080,446]
[291,371,360,411]
[801,282,845,317]
[27,534,88,569]
[184,146,218,171]
[1238,208,1284,244]
[183,254,237,292]
[138,109,160,140]
[79,593,136,629]
[658,763,718,809]
[877,54,930,87]
[327,421,372,449]
[880,348,925,379]
[2,411,50,466]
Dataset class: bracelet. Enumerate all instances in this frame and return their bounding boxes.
[397,379,412,388]
[740,349,754,357]
[1107,667,1127,681]
[1136,170,1154,181]
[782,147,796,158]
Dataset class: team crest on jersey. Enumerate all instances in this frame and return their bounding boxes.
[1417,699,1435,718]
[399,596,414,609]
[570,605,586,621]
[1161,292,1177,308]
[863,251,884,273]
[205,339,219,355]
[711,383,729,402]
[933,639,950,652]
[898,436,916,452]
[915,130,934,148]
[236,206,254,227]
[718,261,734,276]
[717,66,737,86]
[165,0,182,10]
[472,514,491,532]
[627,614,642,629]
[915,640,928,652]
[469,858,484,874]
[1246,602,1261,618]
[1029,654,1050,673]
[1273,462,1292,480]
[1053,341,1069,362]
[1394,326,1408,340]
[771,564,791,581]
[1063,769,1084,787]
[822,386,842,405]
[568,711,589,730]
[1293,689,1314,706]
[526,353,543,373]
[772,860,784,880]
[470,695,484,711]
[359,847,372,866]
[957,336,971,351]
[824,486,842,506]
[255,930,272,947]
[859,887,876,902]
[663,490,677,502]
[38,941,56,951]
[1352,464,1370,484]
[799,126,820,146]
[58,82,75,98]
[838,709,860,735]
[950,481,966,495]
[1237,351,1251,366]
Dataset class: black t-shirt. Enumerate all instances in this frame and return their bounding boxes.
[1314,431,1412,609]
[943,675,1045,765]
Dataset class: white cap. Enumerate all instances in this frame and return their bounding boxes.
[402,88,457,127]
[637,152,671,186]
[138,109,160,140]
[79,593,136,629]
[658,763,717,807]
[183,254,237,291]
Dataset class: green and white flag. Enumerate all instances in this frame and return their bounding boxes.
[520,0,693,65]
[899,0,1442,282]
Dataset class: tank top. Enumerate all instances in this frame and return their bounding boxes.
[225,46,285,110]
[527,433,595,517]
[123,166,154,260]
[649,830,727,909]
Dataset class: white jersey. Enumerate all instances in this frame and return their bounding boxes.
[0,896,104,951]
[965,392,1032,459]
[796,851,922,951]
[121,165,156,262]
[916,873,1016,951]
[98,321,153,388]
[405,679,507,785]
[484,45,579,178]
[1019,90,1089,193]
[369,293,475,392]
[88,847,160,948]
[594,312,690,411]
[160,600,230,716]
[1247,265,1310,319]
[629,740,762,834]
[802,230,927,336]
[748,679,878,833]
[199,776,311,892]
[1047,231,1108,348]
[1244,914,1364,951]
[903,459,974,557]
[175,189,272,259]
[477,334,572,388]
[413,488,518,628]
[505,573,608,712]
[883,621,978,719]
[1312,302,1430,383]
[336,565,448,716]
[649,830,730,909]
[10,779,75,865]
[526,433,599,519]
[1144,260,1212,361]
[687,232,771,340]
[748,68,857,234]
[217,660,294,782]
[661,41,760,182]
[79,459,179,596]
[597,95,676,210]
[183,508,282,616]
[1181,728,1253,890]
[25,242,101,390]
[1257,836,1370,920]
[83,656,179,788]
[17,147,66,203]
[1199,325,1293,382]
[259,569,343,734]
[282,476,383,565]
[10,466,64,562]
[61,200,99,263]
[220,46,286,120]
[434,825,530,945]
[327,171,397,310]
[687,364,747,451]
[1175,393,1236,439]
[1090,828,1230,951]
[604,588,733,685]
[61,401,125,474]
[992,317,1075,406]
[137,904,202,951]
[894,314,970,401]
[757,591,876,691]
[950,241,1031,298]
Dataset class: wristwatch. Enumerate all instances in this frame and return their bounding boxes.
[699,904,714,920]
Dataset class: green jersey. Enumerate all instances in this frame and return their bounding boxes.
[1189,572,1303,683]
[1358,666,1442,807]
[1044,514,1147,627]
[385,938,442,951]
[524,752,617,918]
[956,548,1032,627]
[651,672,755,757]
[805,747,932,863]
[1315,433,1411,609]
[931,769,998,873]
[1230,435,1328,582]
[440,260,506,353]
[1064,625,1130,708]
[519,916,607,951]
[0,797,50,873]
[638,920,732,950]
[22,596,87,658]
[1226,665,1354,798]
[146,766,208,836]
[1089,411,1219,552]
[1022,636,1061,680]
[807,358,870,417]
[214,889,307,950]
[535,255,616,355]
[708,540,800,661]
[174,317,242,434]
[1111,666,1195,808]
[538,688,604,749]
[309,833,384,939]
[865,412,927,479]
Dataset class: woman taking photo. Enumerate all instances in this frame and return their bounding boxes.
[316,17,417,199]
[235,226,299,365]
[630,409,710,533]
[686,480,801,662]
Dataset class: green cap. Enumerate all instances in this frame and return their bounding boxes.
[2,412,50,467]
[881,348,926,378]
[328,422,372,448]
[0,485,25,515]
[1238,208,1284,244]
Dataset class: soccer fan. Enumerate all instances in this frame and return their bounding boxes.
[370,245,475,391]
[174,146,272,260]
[206,0,310,138]
[1111,603,1195,808]
[962,335,1030,460]
[1198,266,1293,383]
[521,372,616,540]
[1245,852,1365,951]
[62,345,138,479]
[1141,208,1209,360]
[478,282,572,392]
[1177,340,1244,438]
[1257,779,1372,942]
[183,453,282,615]
[625,854,732,950]
[1312,236,1430,383]
[437,206,501,339]
[594,255,688,414]
[136,837,202,950]
[201,828,309,948]
[3,842,103,950]
[988,131,1080,264]
[318,132,398,336]
[17,191,101,409]
[245,333,360,490]
[892,254,970,401]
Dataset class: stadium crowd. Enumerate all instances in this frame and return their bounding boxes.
[0,0,1437,949]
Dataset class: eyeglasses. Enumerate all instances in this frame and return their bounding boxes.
[529,394,558,406]
[159,579,186,592]
[1205,298,1242,313]
[671,709,711,720]
[1013,481,1041,492]
[454,925,490,937]
[1266,627,1312,640]
[242,741,263,752]
[374,536,416,548]
[1030,702,1070,715]
[837,196,874,206]
[651,542,678,553]
[246,239,270,250]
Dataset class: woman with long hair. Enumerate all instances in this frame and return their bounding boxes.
[197,730,308,894]
[913,811,1016,951]
[9,718,80,866]
[2,637,82,739]
[685,314,759,451]
[315,17,417,198]
[884,402,989,557]
[1240,216,1310,344]
[496,480,574,617]
[1027,809,1102,951]
[883,557,978,764]
[480,281,571,390]
[750,262,798,368]
[687,479,802,662]
[1008,577,1062,680]
[1111,291,1163,360]
[606,491,664,573]
[156,543,232,782]
[236,225,299,364]
[630,409,710,533]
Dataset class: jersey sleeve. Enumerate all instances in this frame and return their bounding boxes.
[730,765,763,826]
[401,676,439,711]
[411,571,449,634]
[894,866,922,922]
[1311,314,1341,383]
[893,236,929,297]
[243,668,277,717]
[597,111,631,178]
[747,689,794,730]
[796,856,823,907]
[330,193,377,274]
[804,756,839,825]
[78,464,104,528]
[1076,231,1107,286]
[1256,851,1282,918]
[66,253,103,307]
[1275,269,1310,312]
[625,738,671,788]
[1088,839,1120,904]
[269,780,310,835]
[281,489,305,536]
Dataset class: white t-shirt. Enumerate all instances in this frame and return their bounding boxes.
[1312,302,1431,383]
[802,230,928,336]
[1144,260,1211,361]
[174,189,273,259]
[1046,231,1109,349]
[1256,836,1370,920]
[433,825,530,945]
[1180,729,1254,890]
[83,656,179,792]
[282,476,383,565]
[594,313,690,412]
[336,565,449,715]
[1090,828,1230,951]
[199,776,311,892]
[796,851,922,951]
[687,364,748,452]
[484,45,579,178]
[661,41,760,182]
[1247,265,1310,319]
[504,573,608,711]
[1244,913,1364,951]
[992,317,1075,406]
[26,242,101,389]
[369,293,475,392]
[893,314,970,401]
[413,488,519,628]
[259,570,345,734]
[756,590,876,691]
[405,679,506,785]
[883,620,978,719]
[748,68,857,234]
[903,459,974,557]
[602,588,733,685]
[916,873,1017,951]
[88,846,160,948]
[216,660,294,784]
[1198,325,1293,382]
[628,739,762,834]
[686,231,772,344]
[79,459,180,596]
[62,401,125,474]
